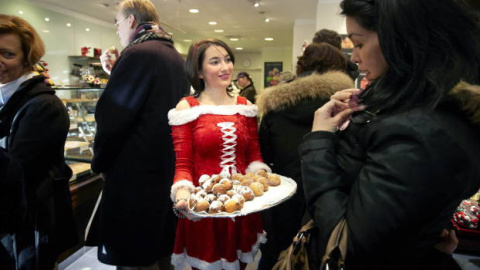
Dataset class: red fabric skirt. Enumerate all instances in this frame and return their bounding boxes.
[171,212,266,270]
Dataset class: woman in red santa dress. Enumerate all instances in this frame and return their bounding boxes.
[168,39,270,270]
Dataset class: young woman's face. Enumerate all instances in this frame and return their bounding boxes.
[0,33,27,84]
[200,45,233,90]
[347,16,388,81]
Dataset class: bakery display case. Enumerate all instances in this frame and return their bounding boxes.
[55,86,103,181]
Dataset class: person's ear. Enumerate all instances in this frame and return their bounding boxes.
[198,69,204,79]
[128,14,136,29]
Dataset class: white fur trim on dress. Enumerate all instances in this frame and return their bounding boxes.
[170,180,195,202]
[245,161,272,174]
[171,231,267,270]
[168,104,258,126]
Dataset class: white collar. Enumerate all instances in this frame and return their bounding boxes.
[168,104,258,126]
[0,72,36,105]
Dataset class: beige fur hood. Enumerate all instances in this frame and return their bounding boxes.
[256,71,354,116]
[450,81,480,124]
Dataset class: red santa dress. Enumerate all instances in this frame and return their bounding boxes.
[168,96,269,270]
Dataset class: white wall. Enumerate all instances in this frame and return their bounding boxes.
[0,0,122,86]
[292,19,316,72]
[316,0,345,34]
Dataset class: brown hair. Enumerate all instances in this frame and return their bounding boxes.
[185,39,236,97]
[296,43,346,75]
[119,0,159,25]
[312,29,342,50]
[0,14,45,68]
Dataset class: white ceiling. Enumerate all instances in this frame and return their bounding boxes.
[26,0,318,53]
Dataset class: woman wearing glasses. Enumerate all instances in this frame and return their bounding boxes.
[300,0,480,269]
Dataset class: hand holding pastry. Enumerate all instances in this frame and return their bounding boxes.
[100,46,119,75]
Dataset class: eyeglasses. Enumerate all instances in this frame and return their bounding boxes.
[114,17,128,28]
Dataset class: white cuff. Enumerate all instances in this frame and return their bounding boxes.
[245,161,271,174]
[170,180,195,202]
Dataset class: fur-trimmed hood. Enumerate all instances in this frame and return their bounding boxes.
[449,81,480,124]
[256,71,354,116]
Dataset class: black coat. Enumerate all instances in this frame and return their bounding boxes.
[257,71,354,264]
[0,75,76,268]
[299,82,480,269]
[92,37,190,265]
[240,84,257,104]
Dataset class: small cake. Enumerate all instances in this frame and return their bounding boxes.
[212,183,227,195]
[194,198,210,212]
[188,194,198,209]
[198,174,210,186]
[219,178,233,190]
[249,182,264,196]
[232,173,243,181]
[195,190,207,198]
[268,173,281,186]
[226,189,238,197]
[232,194,245,209]
[217,194,230,203]
[256,170,268,178]
[224,199,238,213]
[239,186,255,201]
[209,201,224,214]
[255,177,269,191]
[205,194,217,203]
[202,179,214,193]
[211,174,222,184]
[241,179,253,187]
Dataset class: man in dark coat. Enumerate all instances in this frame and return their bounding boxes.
[235,71,257,103]
[91,0,190,268]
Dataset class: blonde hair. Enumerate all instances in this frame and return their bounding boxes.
[119,0,159,25]
[0,14,45,68]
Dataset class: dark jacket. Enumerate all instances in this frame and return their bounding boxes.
[92,36,190,265]
[240,83,257,104]
[257,71,354,265]
[299,82,480,269]
[0,75,76,268]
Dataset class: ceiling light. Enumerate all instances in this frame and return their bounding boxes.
[184,39,192,42]
[18,10,24,15]
[66,23,72,27]
[42,30,50,33]
[45,18,50,22]
[254,1,260,7]
[236,47,244,50]
[189,9,199,13]
[85,28,91,32]
[230,38,239,41]
[265,37,274,41]
[214,29,224,33]
[209,21,217,25]
[265,18,270,22]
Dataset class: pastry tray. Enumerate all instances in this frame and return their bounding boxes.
[185,175,297,219]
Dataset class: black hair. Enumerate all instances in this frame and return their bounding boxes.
[185,39,235,97]
[341,0,480,114]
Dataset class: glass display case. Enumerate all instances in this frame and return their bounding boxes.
[55,87,103,181]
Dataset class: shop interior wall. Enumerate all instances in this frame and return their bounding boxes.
[0,0,122,87]
[1,0,295,93]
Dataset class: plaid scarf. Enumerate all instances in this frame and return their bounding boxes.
[127,23,173,48]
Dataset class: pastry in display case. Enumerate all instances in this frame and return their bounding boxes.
[55,87,103,181]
